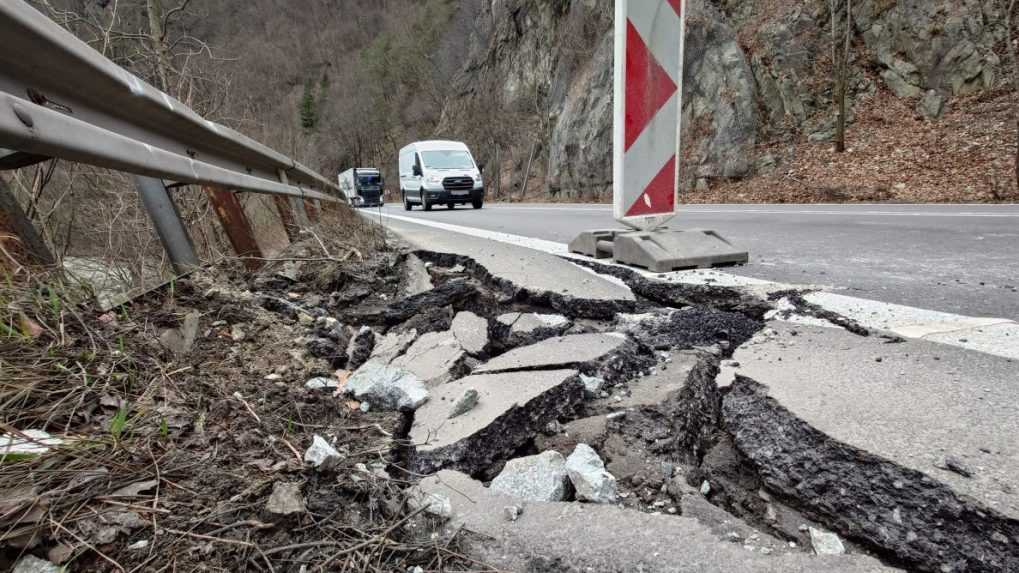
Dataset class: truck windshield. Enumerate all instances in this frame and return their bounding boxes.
[421,150,474,170]
[357,174,381,186]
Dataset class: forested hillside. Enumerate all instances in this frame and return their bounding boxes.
[26,0,1019,202]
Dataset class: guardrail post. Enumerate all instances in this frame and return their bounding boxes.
[0,176,55,269]
[272,195,298,242]
[134,175,199,274]
[304,198,320,223]
[277,169,311,234]
[205,186,264,271]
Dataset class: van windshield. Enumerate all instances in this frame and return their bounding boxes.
[421,150,474,170]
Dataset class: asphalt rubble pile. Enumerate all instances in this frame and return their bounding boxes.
[4,233,1016,572]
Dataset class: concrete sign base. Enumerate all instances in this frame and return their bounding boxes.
[569,228,749,273]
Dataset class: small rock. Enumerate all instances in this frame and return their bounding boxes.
[565,444,618,504]
[761,547,773,556]
[411,490,453,520]
[12,556,62,573]
[764,504,778,523]
[298,313,314,327]
[304,435,342,470]
[700,481,711,496]
[266,482,305,516]
[230,324,246,342]
[579,374,605,398]
[491,451,571,502]
[504,505,523,522]
[408,567,425,573]
[305,377,339,391]
[809,527,846,555]
[936,456,974,478]
[991,532,1010,545]
[448,388,480,419]
[128,539,150,550]
[359,401,371,413]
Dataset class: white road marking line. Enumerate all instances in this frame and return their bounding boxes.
[379,211,1018,360]
[480,206,1019,218]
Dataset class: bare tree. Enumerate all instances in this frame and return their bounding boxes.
[830,0,853,153]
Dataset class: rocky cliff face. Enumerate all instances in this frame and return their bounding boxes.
[439,0,1010,198]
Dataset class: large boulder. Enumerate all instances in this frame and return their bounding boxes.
[565,444,618,504]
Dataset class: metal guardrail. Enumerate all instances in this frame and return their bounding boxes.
[0,0,347,288]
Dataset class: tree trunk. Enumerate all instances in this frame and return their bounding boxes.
[147,0,171,92]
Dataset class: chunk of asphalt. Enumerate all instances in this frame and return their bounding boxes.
[346,326,375,370]
[414,470,899,573]
[491,451,572,502]
[565,444,618,504]
[344,361,428,412]
[474,333,648,384]
[408,369,584,475]
[724,374,1019,572]
[390,330,467,386]
[355,280,480,326]
[616,307,763,352]
[451,311,489,355]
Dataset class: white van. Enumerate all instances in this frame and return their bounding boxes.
[398,140,484,211]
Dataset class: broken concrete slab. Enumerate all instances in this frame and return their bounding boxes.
[408,369,584,475]
[565,444,617,503]
[475,333,649,384]
[496,312,573,346]
[724,373,1019,572]
[810,527,846,556]
[451,311,488,355]
[384,218,636,307]
[719,322,1019,523]
[491,451,571,502]
[400,253,434,297]
[416,470,899,572]
[344,362,428,411]
[390,329,467,386]
[368,329,415,364]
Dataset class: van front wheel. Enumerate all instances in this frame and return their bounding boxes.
[472,199,484,209]
[422,195,433,211]
[402,191,412,211]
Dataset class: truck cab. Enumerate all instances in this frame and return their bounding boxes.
[338,167,384,208]
[398,140,484,211]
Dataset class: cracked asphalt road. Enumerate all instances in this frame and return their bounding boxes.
[378,202,1019,320]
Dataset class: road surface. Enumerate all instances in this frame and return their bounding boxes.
[378,202,1019,320]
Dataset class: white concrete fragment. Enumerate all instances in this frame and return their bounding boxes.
[304,435,342,469]
[580,374,605,398]
[565,444,618,503]
[491,451,571,502]
[809,527,846,555]
[305,377,339,391]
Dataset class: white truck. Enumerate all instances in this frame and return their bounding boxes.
[398,141,484,211]
[338,167,384,208]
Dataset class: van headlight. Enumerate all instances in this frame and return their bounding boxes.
[474,176,484,189]
[426,175,443,184]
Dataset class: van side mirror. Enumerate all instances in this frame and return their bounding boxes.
[413,164,422,177]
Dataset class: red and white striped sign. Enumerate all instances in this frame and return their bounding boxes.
[613,0,686,230]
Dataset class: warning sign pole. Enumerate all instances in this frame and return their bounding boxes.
[569,0,749,272]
